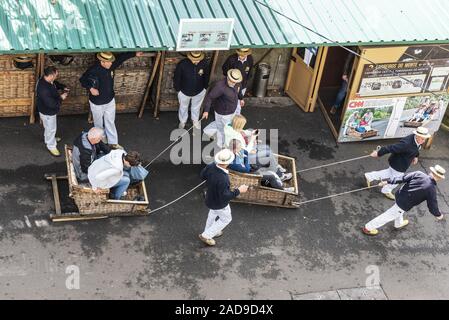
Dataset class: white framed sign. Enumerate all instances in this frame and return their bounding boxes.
[176,18,235,51]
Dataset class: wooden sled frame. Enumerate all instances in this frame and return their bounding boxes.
[403,119,431,128]
[347,128,378,139]
[228,154,300,208]
[46,145,150,222]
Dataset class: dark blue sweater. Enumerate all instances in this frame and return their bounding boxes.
[389,171,441,217]
[222,53,254,90]
[36,78,66,115]
[79,52,136,105]
[173,58,210,96]
[377,134,420,173]
[200,163,240,210]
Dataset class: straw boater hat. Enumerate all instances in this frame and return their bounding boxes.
[97,52,116,62]
[236,48,252,56]
[187,51,205,62]
[413,126,432,139]
[214,149,235,165]
[227,69,243,83]
[430,165,446,179]
[13,56,33,69]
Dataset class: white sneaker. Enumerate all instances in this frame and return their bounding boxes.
[283,187,295,193]
[178,122,186,129]
[277,165,287,173]
[281,173,293,181]
[193,121,201,130]
[364,173,372,187]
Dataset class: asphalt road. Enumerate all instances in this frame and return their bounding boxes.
[1,105,448,299]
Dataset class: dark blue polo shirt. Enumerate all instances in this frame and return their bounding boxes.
[378,134,420,173]
[389,171,441,217]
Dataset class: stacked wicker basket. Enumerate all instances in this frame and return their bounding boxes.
[0,54,38,117]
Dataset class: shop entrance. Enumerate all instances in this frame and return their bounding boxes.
[317,46,358,138]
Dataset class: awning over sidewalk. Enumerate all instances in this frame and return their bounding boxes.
[1,0,449,54]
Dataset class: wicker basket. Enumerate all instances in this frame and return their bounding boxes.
[229,154,299,208]
[114,69,150,96]
[0,55,37,117]
[65,145,149,216]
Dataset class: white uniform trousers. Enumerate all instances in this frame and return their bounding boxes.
[365,203,405,230]
[39,113,57,150]
[235,88,247,115]
[365,166,404,194]
[178,89,206,125]
[202,205,232,239]
[215,112,234,148]
[89,98,118,145]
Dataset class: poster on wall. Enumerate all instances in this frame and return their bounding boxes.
[338,98,396,142]
[357,60,449,97]
[176,18,234,51]
[338,94,449,142]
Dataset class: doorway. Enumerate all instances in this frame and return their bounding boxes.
[317,46,359,138]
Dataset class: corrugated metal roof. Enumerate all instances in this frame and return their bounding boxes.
[1,0,448,54]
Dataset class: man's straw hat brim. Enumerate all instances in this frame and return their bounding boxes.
[430,165,446,179]
[227,69,243,83]
[214,149,235,165]
[236,48,252,56]
[413,126,432,139]
[187,51,205,62]
[97,52,116,63]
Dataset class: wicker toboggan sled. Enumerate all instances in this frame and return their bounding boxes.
[347,128,378,139]
[45,145,150,222]
[228,154,300,208]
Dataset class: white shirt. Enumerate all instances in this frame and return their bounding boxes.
[238,56,247,64]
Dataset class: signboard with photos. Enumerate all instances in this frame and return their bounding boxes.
[176,18,234,51]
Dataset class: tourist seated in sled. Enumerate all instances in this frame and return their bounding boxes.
[224,114,287,174]
[72,127,111,182]
[88,149,149,200]
[355,110,374,133]
[423,101,438,120]
[343,111,360,136]
[409,105,427,122]
[228,139,294,192]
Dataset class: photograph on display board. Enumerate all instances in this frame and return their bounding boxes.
[338,99,395,142]
[338,95,449,143]
[395,94,449,137]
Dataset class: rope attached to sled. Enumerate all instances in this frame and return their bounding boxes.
[292,185,380,206]
[144,121,200,169]
[148,181,206,215]
[297,146,381,174]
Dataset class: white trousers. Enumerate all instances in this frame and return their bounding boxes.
[365,166,404,194]
[365,203,405,230]
[216,112,235,148]
[39,113,57,150]
[178,89,206,124]
[235,88,247,115]
[90,98,118,145]
[202,205,232,239]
